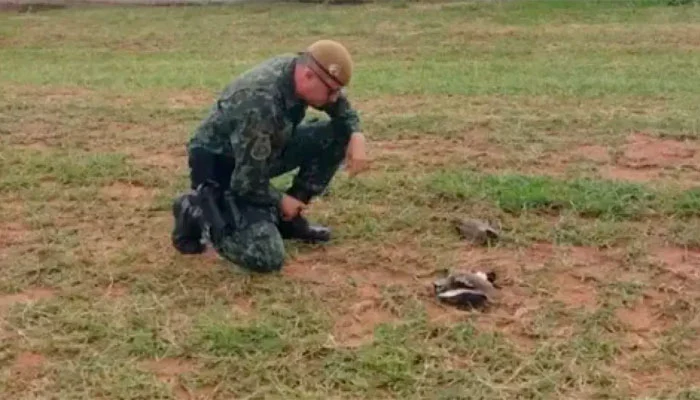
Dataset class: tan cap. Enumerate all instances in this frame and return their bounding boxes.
[304,39,353,86]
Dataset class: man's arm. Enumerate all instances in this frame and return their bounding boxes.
[322,90,361,138]
[323,91,369,176]
[226,91,284,207]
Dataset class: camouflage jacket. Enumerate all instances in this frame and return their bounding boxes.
[188,54,361,207]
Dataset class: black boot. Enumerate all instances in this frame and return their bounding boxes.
[278,215,332,243]
[278,186,332,243]
[171,192,206,254]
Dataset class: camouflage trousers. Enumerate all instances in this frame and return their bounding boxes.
[188,118,350,273]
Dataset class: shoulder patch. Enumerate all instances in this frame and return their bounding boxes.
[250,133,272,161]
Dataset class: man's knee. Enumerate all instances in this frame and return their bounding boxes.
[217,221,285,273]
[297,119,351,167]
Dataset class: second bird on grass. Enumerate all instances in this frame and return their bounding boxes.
[433,270,499,310]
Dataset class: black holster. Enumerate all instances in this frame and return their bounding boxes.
[192,180,230,240]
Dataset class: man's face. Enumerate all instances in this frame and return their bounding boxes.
[305,65,343,108]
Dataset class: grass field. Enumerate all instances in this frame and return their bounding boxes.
[2,0,700,398]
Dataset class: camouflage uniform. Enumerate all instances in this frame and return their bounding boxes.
[172,53,360,273]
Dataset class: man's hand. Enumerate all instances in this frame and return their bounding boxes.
[280,194,307,221]
[345,132,369,177]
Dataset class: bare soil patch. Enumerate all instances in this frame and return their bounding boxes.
[372,136,505,170]
[140,357,196,379]
[0,287,56,313]
[0,350,50,396]
[649,246,700,282]
[355,94,448,115]
[574,144,612,164]
[551,272,598,310]
[283,245,419,289]
[540,134,700,186]
[11,351,47,380]
[0,219,32,249]
[166,91,213,110]
[446,243,625,348]
[603,133,700,185]
[99,181,159,204]
[101,283,129,298]
[332,299,398,347]
[603,165,663,183]
[3,84,94,105]
[455,242,555,273]
[625,368,679,399]
[620,132,695,166]
[139,357,215,399]
[127,146,186,172]
[615,298,658,334]
[3,121,65,148]
[284,244,423,347]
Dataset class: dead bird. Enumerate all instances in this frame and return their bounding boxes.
[453,218,500,245]
[433,270,499,309]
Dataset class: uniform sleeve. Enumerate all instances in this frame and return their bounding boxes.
[321,90,361,139]
[225,91,284,207]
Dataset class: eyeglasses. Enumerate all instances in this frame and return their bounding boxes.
[304,52,343,98]
[315,71,342,98]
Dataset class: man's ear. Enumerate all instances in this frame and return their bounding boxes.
[302,66,316,80]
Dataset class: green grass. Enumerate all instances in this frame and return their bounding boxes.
[429,170,700,219]
[2,0,700,399]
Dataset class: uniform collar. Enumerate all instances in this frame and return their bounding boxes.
[280,55,306,112]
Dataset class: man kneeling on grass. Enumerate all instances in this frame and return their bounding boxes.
[171,39,368,273]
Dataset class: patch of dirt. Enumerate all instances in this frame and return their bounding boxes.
[455,242,553,273]
[0,199,35,261]
[232,296,254,316]
[174,386,218,400]
[10,352,47,380]
[625,368,680,399]
[1,350,50,396]
[470,288,543,351]
[332,299,398,347]
[128,147,186,171]
[140,357,196,379]
[372,136,505,170]
[603,165,663,183]
[551,273,598,310]
[4,84,94,105]
[99,181,158,204]
[603,133,700,184]
[139,357,213,400]
[14,352,46,369]
[355,94,448,115]
[443,243,625,349]
[102,283,128,298]
[648,246,700,282]
[573,144,612,164]
[283,245,418,289]
[284,244,423,347]
[612,328,689,399]
[0,288,56,314]
[542,134,700,186]
[615,299,658,333]
[41,87,94,104]
[0,220,32,249]
[284,247,417,329]
[166,91,212,110]
[3,121,65,147]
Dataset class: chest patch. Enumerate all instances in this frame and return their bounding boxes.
[250,133,272,161]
